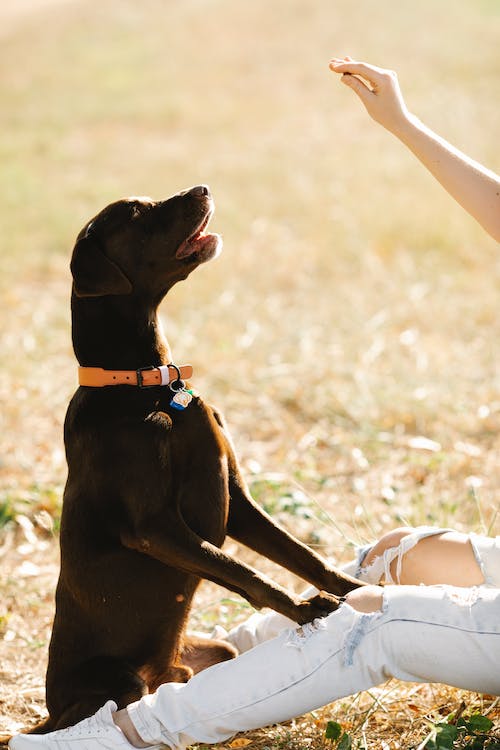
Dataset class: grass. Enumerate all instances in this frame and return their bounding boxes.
[1,0,500,744]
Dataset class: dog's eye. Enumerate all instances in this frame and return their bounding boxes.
[126,197,154,221]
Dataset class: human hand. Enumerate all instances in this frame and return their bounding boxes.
[329,57,411,135]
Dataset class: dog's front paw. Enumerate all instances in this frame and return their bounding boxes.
[296,590,342,623]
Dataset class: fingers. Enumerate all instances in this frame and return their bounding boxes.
[328,56,408,132]
[329,57,389,80]
[329,58,397,92]
[339,71,375,106]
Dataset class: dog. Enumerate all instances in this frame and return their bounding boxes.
[37,185,361,732]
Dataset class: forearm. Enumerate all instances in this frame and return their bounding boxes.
[389,113,500,241]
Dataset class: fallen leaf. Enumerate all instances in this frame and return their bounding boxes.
[406,436,441,452]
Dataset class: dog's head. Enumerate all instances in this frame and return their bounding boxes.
[70,185,222,299]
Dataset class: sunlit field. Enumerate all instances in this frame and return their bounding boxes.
[1,0,499,745]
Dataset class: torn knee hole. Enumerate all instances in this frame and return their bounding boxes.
[359,528,416,585]
[361,528,414,569]
[287,618,326,648]
[345,586,384,613]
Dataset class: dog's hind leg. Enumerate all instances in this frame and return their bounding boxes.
[45,656,147,731]
[180,633,238,674]
[143,635,237,693]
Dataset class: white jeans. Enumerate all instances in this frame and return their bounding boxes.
[127,531,500,750]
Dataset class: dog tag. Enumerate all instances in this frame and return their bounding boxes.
[169,379,193,411]
[170,390,193,410]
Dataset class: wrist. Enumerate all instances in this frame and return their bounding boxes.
[388,110,422,142]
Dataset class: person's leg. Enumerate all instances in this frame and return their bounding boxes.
[223,526,486,654]
[112,586,386,743]
[359,527,486,586]
[122,584,500,750]
[468,533,500,587]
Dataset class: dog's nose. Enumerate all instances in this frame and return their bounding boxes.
[189,184,210,198]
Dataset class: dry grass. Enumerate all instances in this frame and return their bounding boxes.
[1,0,500,745]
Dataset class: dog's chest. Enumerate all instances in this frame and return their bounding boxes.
[164,400,230,542]
[65,391,230,546]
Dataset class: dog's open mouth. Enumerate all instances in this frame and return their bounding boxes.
[176,206,222,264]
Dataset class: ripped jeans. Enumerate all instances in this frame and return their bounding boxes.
[128,530,500,750]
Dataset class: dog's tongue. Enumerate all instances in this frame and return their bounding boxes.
[176,231,222,261]
[176,230,206,259]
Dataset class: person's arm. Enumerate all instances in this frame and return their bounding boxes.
[329,58,500,242]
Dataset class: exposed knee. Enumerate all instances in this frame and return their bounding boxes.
[345,585,384,613]
[361,527,415,571]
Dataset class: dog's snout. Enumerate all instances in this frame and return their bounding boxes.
[191,184,210,198]
[179,184,210,199]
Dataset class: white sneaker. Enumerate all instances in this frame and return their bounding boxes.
[8,701,163,750]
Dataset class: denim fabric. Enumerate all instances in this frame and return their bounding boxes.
[470,534,500,587]
[127,584,500,750]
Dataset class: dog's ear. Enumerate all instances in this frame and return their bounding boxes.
[70,234,132,298]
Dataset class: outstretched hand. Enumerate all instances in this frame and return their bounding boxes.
[328,56,500,242]
[329,57,411,135]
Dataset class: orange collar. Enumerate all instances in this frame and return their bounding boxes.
[78,364,193,388]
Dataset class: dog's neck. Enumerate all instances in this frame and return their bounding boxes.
[71,294,172,369]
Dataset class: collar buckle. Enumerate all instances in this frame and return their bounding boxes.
[136,365,156,388]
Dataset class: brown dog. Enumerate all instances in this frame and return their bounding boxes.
[39,185,360,732]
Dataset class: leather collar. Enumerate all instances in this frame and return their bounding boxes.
[78,364,193,388]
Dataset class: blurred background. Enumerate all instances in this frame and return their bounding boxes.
[0,0,499,736]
